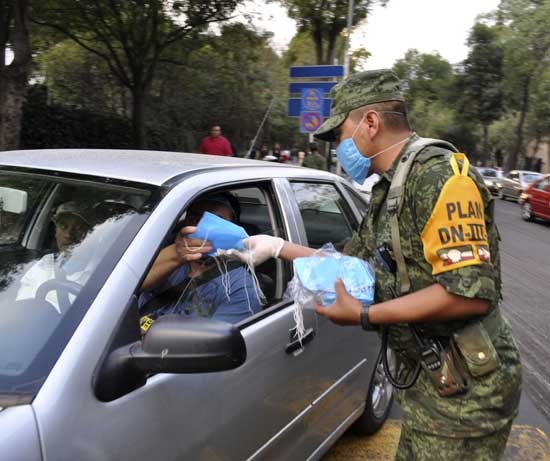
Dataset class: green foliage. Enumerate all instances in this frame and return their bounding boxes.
[278,0,387,64]
[31,0,241,148]
[393,50,454,109]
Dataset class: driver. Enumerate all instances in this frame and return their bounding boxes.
[139,193,262,329]
[16,201,93,312]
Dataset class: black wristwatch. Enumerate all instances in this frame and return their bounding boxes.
[360,305,376,331]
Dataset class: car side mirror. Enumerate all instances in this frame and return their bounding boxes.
[96,315,246,401]
[139,315,246,374]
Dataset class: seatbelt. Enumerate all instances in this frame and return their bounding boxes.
[386,136,458,295]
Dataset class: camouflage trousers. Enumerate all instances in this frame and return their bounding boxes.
[395,421,513,460]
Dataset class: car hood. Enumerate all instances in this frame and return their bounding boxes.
[0,405,41,460]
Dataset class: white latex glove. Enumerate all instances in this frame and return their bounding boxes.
[218,235,285,266]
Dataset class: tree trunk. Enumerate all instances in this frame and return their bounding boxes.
[482,123,489,164]
[312,27,323,64]
[506,78,530,172]
[0,0,31,151]
[131,85,146,149]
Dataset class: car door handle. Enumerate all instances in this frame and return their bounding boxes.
[285,328,315,354]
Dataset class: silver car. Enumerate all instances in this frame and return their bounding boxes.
[0,150,392,461]
[498,169,543,202]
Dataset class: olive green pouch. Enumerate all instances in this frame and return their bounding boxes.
[453,322,499,377]
[422,341,470,397]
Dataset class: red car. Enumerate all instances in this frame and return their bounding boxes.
[519,174,550,222]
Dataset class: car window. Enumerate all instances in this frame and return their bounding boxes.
[290,182,355,250]
[535,178,550,192]
[477,168,498,178]
[508,172,518,180]
[0,170,154,398]
[138,183,288,333]
[523,173,542,184]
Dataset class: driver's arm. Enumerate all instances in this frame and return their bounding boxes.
[140,226,211,291]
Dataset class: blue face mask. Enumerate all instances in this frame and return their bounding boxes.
[336,114,412,184]
[336,115,370,183]
[188,211,248,256]
[293,255,375,306]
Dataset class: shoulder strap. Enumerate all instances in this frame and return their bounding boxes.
[387,136,458,295]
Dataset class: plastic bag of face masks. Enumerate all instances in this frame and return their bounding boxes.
[188,211,248,257]
[285,243,375,343]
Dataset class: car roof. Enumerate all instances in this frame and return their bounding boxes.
[0,149,338,186]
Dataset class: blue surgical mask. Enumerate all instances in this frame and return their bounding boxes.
[336,118,370,184]
[336,114,412,184]
[188,212,248,256]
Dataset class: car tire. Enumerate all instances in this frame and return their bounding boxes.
[352,349,395,436]
[521,202,533,221]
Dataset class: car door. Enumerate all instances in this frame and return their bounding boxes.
[531,178,550,218]
[503,171,518,198]
[33,173,347,461]
[276,178,378,452]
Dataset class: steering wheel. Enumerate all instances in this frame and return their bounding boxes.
[35,279,83,313]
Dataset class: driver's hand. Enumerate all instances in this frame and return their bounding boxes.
[174,226,212,263]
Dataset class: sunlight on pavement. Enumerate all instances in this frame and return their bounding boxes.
[323,420,550,460]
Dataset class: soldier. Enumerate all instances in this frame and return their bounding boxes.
[233,70,522,459]
[302,142,327,170]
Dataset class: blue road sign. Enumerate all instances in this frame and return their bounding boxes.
[289,65,344,78]
[289,82,336,94]
[288,98,331,117]
[301,88,323,111]
[300,111,323,133]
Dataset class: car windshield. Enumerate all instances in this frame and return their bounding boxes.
[477,167,498,178]
[0,170,156,401]
[523,173,542,184]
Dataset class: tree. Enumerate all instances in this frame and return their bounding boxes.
[0,0,32,150]
[499,0,550,170]
[455,23,504,163]
[278,0,387,65]
[32,0,239,149]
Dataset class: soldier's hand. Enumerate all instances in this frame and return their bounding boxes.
[314,278,362,326]
[174,226,212,263]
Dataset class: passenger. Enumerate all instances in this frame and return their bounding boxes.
[139,193,262,329]
[16,201,94,312]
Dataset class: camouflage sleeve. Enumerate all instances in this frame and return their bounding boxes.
[344,230,363,256]
[408,154,497,302]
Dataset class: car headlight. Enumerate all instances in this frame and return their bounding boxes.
[484,179,493,187]
[519,192,528,201]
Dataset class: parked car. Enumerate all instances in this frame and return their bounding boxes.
[518,174,550,222]
[475,167,503,196]
[498,169,543,202]
[352,173,381,204]
[0,149,392,461]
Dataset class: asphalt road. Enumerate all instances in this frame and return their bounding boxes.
[496,198,550,421]
[324,198,550,460]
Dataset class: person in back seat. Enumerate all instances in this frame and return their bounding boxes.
[139,193,262,331]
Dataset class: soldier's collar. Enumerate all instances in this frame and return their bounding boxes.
[380,133,420,183]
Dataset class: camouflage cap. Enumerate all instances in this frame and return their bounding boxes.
[314,69,404,142]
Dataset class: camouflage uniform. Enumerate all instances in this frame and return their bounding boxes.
[302,152,327,170]
[315,70,522,459]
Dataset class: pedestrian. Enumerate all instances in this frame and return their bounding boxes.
[198,125,233,156]
[232,69,521,460]
[271,143,282,161]
[302,142,327,170]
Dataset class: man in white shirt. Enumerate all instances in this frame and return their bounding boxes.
[17,201,93,312]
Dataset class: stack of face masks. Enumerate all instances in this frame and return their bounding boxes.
[286,243,375,342]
